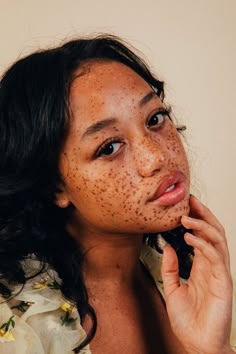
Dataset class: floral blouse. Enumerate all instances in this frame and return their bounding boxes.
[0,245,235,353]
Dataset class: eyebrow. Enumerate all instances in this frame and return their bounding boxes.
[81,90,157,139]
[139,91,157,107]
[81,118,117,139]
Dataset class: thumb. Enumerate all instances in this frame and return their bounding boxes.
[161,244,180,299]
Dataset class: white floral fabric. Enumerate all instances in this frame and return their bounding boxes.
[0,245,235,353]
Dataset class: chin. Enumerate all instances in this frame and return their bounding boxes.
[147,198,190,233]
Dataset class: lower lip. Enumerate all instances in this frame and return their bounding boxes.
[150,182,187,206]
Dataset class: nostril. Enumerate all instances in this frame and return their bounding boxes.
[153,167,161,173]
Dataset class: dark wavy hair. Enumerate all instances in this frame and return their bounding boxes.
[0,34,193,352]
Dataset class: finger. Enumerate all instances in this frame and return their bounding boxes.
[189,195,225,236]
[181,215,230,272]
[184,232,231,282]
[161,245,180,299]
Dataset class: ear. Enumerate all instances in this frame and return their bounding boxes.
[54,189,71,209]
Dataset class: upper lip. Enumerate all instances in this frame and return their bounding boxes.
[148,172,185,202]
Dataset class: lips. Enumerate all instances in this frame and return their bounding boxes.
[148,172,187,206]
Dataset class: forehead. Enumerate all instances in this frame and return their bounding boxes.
[71,60,150,91]
[67,61,158,141]
[69,61,152,117]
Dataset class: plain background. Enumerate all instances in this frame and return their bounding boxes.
[0,0,235,275]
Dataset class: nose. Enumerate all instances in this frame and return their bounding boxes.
[133,136,167,177]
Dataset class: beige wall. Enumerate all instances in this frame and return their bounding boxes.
[1,0,235,275]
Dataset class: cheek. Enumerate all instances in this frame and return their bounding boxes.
[66,162,132,210]
[79,166,144,225]
[166,129,189,173]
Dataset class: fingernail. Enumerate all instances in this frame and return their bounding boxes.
[182,215,191,220]
[191,194,200,201]
[185,232,196,238]
[182,215,197,223]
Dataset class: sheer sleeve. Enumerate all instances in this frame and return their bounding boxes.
[0,264,91,354]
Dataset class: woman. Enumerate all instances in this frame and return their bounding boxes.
[0,35,235,353]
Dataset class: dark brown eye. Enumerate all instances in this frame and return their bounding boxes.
[147,111,166,127]
[96,141,123,157]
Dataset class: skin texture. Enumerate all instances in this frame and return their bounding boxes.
[55,61,233,353]
[162,195,233,354]
[57,61,190,236]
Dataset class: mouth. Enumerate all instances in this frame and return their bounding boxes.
[148,172,187,206]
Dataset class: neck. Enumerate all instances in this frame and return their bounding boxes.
[84,234,144,285]
[68,223,145,290]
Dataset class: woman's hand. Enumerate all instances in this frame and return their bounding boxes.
[161,195,234,354]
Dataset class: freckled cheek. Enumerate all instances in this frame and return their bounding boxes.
[86,169,139,212]
[166,134,189,173]
[68,168,126,203]
[166,132,184,154]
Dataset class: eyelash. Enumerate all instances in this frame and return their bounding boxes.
[146,108,170,128]
[95,138,123,158]
[95,108,170,158]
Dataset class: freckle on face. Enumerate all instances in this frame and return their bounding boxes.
[59,60,190,235]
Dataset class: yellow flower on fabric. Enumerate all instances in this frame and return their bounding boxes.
[0,329,15,343]
[60,303,77,326]
[32,276,51,290]
[32,283,48,290]
[60,302,73,312]
[32,276,61,290]
[0,316,15,343]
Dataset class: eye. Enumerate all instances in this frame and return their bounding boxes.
[147,110,167,128]
[95,140,124,158]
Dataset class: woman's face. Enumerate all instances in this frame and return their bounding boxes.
[58,60,190,236]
